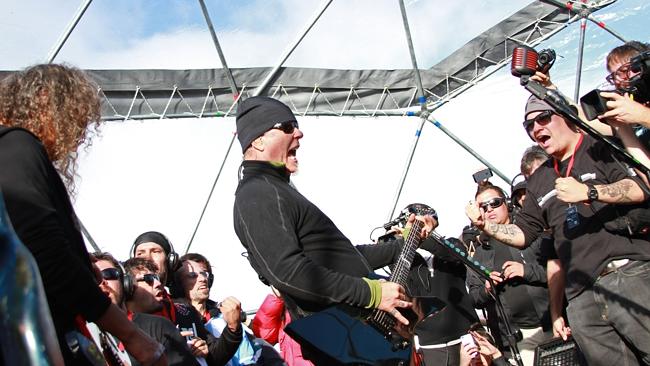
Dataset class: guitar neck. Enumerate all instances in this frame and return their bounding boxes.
[369,220,423,335]
[388,220,423,286]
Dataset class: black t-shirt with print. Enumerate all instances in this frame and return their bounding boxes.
[516,135,650,300]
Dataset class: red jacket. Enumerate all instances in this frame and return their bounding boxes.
[251,294,313,366]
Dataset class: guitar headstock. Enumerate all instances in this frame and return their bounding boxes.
[402,203,437,221]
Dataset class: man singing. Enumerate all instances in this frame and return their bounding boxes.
[466,95,650,365]
[232,96,436,364]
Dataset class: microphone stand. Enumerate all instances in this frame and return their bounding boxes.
[428,231,524,366]
[521,77,650,187]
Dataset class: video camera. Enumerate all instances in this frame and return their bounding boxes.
[580,51,650,120]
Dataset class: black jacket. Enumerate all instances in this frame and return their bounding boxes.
[155,297,242,366]
[410,238,479,345]
[233,160,403,317]
[131,313,199,366]
[466,236,550,349]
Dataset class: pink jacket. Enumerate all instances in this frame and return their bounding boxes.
[251,294,314,366]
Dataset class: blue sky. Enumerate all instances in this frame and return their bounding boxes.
[2,0,528,69]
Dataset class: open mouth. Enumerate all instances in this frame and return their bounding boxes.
[535,133,551,146]
[287,146,299,166]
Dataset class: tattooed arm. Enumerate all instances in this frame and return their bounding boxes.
[465,201,527,248]
[596,178,646,203]
[555,177,645,204]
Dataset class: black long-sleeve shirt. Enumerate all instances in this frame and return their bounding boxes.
[0,127,110,362]
[233,160,402,316]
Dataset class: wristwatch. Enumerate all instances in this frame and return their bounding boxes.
[586,184,599,202]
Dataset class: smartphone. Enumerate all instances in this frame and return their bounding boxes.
[472,168,493,184]
[460,334,478,357]
[180,326,195,343]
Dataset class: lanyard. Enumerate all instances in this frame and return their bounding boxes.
[553,134,584,178]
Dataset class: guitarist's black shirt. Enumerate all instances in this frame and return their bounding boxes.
[234,160,403,316]
[0,127,111,364]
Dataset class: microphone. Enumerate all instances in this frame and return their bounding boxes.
[382,213,408,231]
[511,45,538,77]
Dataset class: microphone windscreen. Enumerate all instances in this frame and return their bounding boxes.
[511,46,538,77]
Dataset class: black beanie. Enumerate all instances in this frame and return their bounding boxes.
[133,231,172,256]
[236,96,297,153]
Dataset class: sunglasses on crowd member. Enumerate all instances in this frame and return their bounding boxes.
[272,120,299,134]
[522,110,554,135]
[479,197,506,211]
[101,268,121,281]
[187,271,213,281]
[606,62,633,85]
[136,273,160,286]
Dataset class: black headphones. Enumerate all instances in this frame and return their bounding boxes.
[117,261,135,302]
[130,231,179,273]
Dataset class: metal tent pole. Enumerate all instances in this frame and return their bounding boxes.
[538,0,628,100]
[574,18,587,101]
[46,0,93,63]
[386,0,434,220]
[253,0,333,96]
[426,116,511,184]
[183,0,333,253]
[184,0,243,254]
[79,220,101,253]
[539,0,627,42]
[45,0,100,250]
[198,0,239,98]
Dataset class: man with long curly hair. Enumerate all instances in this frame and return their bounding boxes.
[0,64,165,365]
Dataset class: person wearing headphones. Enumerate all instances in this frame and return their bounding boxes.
[132,231,180,287]
[171,254,284,366]
[171,253,223,322]
[93,252,197,365]
[465,181,552,366]
[124,257,242,366]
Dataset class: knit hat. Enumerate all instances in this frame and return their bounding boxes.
[524,95,554,120]
[132,231,172,256]
[236,96,298,152]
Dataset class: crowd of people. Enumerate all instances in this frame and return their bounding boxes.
[0,39,649,366]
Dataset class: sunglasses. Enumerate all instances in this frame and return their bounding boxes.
[187,271,213,281]
[606,62,633,85]
[479,197,506,211]
[136,273,160,286]
[522,110,554,135]
[101,268,121,281]
[272,120,299,134]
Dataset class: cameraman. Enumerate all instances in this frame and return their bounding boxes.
[599,41,650,171]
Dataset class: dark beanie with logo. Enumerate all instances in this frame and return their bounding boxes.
[236,96,298,153]
[524,95,554,120]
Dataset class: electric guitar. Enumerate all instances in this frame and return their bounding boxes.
[285,205,444,366]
